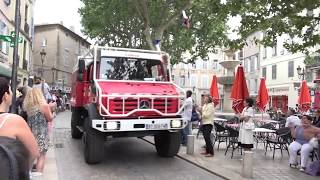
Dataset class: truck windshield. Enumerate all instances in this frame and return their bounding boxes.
[99,57,168,81]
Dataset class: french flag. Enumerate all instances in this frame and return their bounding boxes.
[182,10,190,29]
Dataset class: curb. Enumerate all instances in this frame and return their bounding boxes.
[142,138,229,180]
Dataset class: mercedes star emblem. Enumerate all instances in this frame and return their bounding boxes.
[139,100,150,109]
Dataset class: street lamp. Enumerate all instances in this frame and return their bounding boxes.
[40,49,46,77]
[296,65,305,80]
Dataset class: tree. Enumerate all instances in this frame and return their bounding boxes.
[79,0,231,64]
[227,0,320,55]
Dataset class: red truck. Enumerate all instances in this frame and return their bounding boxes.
[70,46,186,164]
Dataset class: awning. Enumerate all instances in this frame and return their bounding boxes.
[0,63,12,78]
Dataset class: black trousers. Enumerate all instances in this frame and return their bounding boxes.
[202,124,214,155]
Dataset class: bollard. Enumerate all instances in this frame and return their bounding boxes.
[241,151,253,178]
[186,135,194,155]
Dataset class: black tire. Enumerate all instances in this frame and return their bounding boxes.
[83,117,105,164]
[154,131,181,157]
[71,112,83,139]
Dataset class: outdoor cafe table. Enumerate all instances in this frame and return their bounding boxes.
[253,128,276,147]
[253,128,276,133]
[214,118,228,122]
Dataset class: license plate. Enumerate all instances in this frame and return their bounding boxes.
[146,123,168,130]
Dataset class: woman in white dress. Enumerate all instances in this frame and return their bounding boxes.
[238,98,255,151]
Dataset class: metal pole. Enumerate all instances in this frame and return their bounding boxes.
[41,58,44,77]
[10,0,21,113]
[186,135,194,155]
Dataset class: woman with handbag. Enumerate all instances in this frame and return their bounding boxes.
[23,88,56,175]
[238,98,255,151]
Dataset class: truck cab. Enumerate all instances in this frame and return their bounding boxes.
[70,46,187,164]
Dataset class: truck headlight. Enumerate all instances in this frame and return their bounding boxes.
[105,121,119,130]
[171,120,182,128]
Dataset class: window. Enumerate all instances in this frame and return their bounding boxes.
[255,55,260,70]
[272,65,277,79]
[41,38,47,47]
[99,57,167,81]
[190,75,197,87]
[0,21,9,55]
[263,46,267,59]
[24,5,28,22]
[244,58,249,72]
[202,75,208,88]
[64,48,69,66]
[272,41,277,56]
[203,60,208,69]
[262,67,267,79]
[180,76,185,86]
[255,79,258,93]
[213,59,218,69]
[288,61,294,77]
[196,61,202,69]
[250,57,255,72]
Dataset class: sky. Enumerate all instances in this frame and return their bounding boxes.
[34,0,84,36]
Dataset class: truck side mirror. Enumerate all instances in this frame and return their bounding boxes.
[78,59,85,74]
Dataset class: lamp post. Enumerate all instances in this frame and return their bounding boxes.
[9,0,21,113]
[296,65,305,80]
[40,49,46,77]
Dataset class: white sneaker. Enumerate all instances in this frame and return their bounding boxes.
[31,172,43,177]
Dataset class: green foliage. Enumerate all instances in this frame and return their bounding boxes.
[80,0,320,64]
[227,0,320,55]
[79,0,232,64]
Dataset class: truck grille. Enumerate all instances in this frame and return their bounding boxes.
[105,97,178,114]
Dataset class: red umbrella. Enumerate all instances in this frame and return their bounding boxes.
[256,78,269,112]
[314,91,320,110]
[210,75,220,107]
[298,80,311,112]
[230,65,249,113]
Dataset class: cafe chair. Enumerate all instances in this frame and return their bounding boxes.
[224,126,241,158]
[265,127,291,159]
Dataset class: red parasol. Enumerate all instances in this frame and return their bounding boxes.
[298,80,311,112]
[210,75,220,107]
[256,78,269,112]
[230,65,249,113]
[314,91,320,110]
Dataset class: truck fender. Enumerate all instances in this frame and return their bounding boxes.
[84,103,99,120]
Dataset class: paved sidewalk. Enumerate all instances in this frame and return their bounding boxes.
[176,129,319,180]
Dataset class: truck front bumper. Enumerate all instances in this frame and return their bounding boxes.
[91,118,186,132]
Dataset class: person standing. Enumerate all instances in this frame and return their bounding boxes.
[200,95,214,157]
[33,77,52,103]
[23,88,55,175]
[181,90,193,145]
[238,98,255,151]
[0,77,39,165]
[313,109,320,128]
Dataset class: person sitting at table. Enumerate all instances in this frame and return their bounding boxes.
[289,115,320,171]
[285,108,301,128]
[312,109,320,128]
[238,98,255,151]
